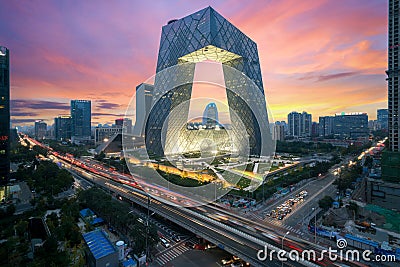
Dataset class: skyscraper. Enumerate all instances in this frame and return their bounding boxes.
[133,83,154,137]
[202,102,219,127]
[34,120,47,140]
[145,6,271,157]
[287,111,312,138]
[388,0,400,151]
[0,46,10,186]
[54,115,72,141]
[382,0,400,181]
[71,100,91,142]
[319,116,335,137]
[377,109,389,130]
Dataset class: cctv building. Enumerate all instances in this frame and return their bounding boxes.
[145,6,271,157]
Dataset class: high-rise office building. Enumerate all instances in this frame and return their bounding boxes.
[288,112,300,137]
[287,111,312,138]
[311,122,319,137]
[333,112,368,139]
[0,46,10,186]
[382,0,400,181]
[388,0,400,151]
[319,116,335,137]
[133,83,154,137]
[377,109,389,130]
[145,6,272,157]
[34,120,47,140]
[202,102,219,126]
[54,115,72,141]
[71,100,91,142]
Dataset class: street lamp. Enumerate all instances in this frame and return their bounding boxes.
[312,207,317,243]
[145,194,151,264]
[282,231,290,267]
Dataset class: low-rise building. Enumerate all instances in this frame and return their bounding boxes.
[83,229,118,267]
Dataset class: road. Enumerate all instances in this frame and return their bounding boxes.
[29,135,359,267]
[58,157,311,267]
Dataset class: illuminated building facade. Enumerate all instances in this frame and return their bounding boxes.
[145,6,270,157]
[0,46,9,185]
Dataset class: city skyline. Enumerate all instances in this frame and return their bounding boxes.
[0,0,387,126]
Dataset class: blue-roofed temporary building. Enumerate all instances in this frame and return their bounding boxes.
[80,208,95,218]
[332,201,340,208]
[80,208,104,226]
[344,234,379,251]
[123,258,137,267]
[83,229,118,267]
[91,217,104,226]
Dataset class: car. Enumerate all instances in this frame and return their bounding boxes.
[206,243,217,249]
[231,262,243,267]
[160,238,170,248]
[232,256,240,261]
[221,258,234,265]
[172,235,180,242]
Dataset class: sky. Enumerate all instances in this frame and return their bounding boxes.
[0,0,388,127]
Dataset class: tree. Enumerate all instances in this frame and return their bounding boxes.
[318,196,334,211]
[15,220,28,238]
[6,204,15,216]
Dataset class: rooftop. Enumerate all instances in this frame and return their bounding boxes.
[83,229,116,260]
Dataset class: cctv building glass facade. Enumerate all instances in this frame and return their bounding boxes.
[145,6,270,157]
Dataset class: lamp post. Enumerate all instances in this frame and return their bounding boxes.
[145,194,151,264]
[127,210,135,247]
[312,207,317,243]
[282,231,290,267]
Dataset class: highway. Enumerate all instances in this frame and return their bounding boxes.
[25,136,365,267]
[62,158,307,267]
